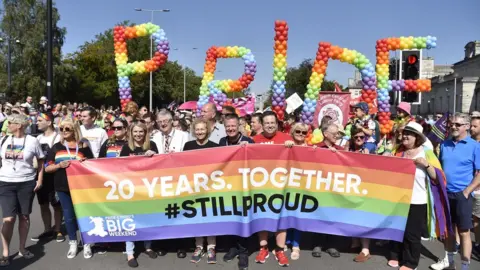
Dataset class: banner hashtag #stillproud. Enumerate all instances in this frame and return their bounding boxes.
[164,203,180,219]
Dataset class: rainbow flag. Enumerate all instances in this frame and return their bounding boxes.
[66,145,416,244]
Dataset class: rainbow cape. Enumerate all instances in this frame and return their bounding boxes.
[394,146,452,239]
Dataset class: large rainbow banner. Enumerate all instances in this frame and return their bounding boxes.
[66,145,416,244]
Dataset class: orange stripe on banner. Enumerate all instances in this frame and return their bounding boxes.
[67,145,416,177]
[68,160,413,190]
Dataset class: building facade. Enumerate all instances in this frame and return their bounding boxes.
[417,41,480,115]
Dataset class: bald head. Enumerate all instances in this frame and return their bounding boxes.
[201,103,218,122]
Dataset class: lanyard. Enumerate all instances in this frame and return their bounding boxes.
[226,134,243,146]
[11,136,26,171]
[64,142,79,161]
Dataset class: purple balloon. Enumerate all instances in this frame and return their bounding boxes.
[272,101,278,106]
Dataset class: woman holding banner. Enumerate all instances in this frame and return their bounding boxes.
[45,117,95,259]
[284,122,309,260]
[183,118,219,264]
[119,122,158,268]
[348,127,371,263]
[387,122,450,270]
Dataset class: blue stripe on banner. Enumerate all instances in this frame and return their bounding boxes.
[77,206,407,233]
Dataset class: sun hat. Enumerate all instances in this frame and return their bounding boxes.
[404,122,426,145]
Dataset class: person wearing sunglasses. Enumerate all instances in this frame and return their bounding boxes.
[432,113,480,270]
[0,114,45,266]
[285,123,309,148]
[45,117,94,259]
[345,127,372,263]
[99,119,128,159]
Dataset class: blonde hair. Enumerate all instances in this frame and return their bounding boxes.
[289,122,309,137]
[59,117,83,144]
[127,122,150,151]
[191,118,212,139]
[7,114,29,127]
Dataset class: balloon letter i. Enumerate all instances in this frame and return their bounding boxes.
[271,20,288,121]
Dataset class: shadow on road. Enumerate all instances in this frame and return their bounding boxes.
[8,243,45,270]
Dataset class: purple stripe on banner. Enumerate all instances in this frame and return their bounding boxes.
[81,216,404,244]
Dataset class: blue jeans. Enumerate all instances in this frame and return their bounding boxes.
[125,241,152,256]
[57,191,78,241]
[286,229,301,248]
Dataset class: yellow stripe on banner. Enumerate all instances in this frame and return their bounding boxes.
[70,175,412,204]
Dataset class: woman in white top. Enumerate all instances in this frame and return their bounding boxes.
[388,122,438,270]
[0,114,45,266]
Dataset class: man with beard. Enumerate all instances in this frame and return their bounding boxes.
[470,115,480,255]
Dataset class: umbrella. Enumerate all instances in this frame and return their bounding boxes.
[178,101,197,110]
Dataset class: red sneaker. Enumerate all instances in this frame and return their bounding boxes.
[255,247,269,264]
[275,249,289,266]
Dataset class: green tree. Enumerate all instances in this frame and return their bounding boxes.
[0,0,66,102]
[66,22,202,107]
[264,59,345,109]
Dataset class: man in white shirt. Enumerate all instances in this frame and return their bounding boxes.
[80,106,107,158]
[152,109,189,154]
[151,109,189,258]
[200,103,226,144]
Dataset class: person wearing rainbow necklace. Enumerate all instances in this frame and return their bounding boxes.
[385,122,451,270]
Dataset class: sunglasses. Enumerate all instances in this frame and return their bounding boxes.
[112,126,124,131]
[452,123,466,128]
[294,130,308,135]
[60,127,72,132]
[354,135,365,140]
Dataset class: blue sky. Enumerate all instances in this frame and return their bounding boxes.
[56,0,480,96]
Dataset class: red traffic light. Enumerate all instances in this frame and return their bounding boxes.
[408,55,418,65]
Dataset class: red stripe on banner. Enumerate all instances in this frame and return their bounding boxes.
[67,145,415,177]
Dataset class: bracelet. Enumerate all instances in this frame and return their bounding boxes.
[426,164,431,169]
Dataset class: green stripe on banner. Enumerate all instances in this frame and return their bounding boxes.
[73,190,410,218]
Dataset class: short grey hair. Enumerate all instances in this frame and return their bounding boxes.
[321,123,338,134]
[156,109,173,120]
[7,114,29,127]
[454,113,470,124]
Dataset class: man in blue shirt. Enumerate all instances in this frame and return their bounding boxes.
[431,113,480,270]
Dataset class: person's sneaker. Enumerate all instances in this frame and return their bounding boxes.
[55,232,65,243]
[207,248,217,264]
[83,244,93,259]
[31,230,54,242]
[255,247,269,264]
[430,257,455,270]
[67,240,78,259]
[223,247,239,262]
[238,253,249,270]
[274,249,289,267]
[190,246,205,263]
[127,258,138,268]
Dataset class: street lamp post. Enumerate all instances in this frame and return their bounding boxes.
[172,47,198,103]
[452,73,458,114]
[0,37,20,93]
[134,8,170,111]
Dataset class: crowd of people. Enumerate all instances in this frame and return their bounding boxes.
[0,95,479,270]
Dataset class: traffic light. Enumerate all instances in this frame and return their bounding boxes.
[401,50,421,103]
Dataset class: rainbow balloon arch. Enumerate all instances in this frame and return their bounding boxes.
[113,21,436,134]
